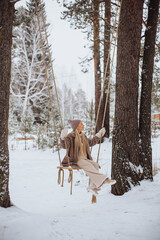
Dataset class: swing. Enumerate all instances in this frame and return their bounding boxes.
[34,0,122,203]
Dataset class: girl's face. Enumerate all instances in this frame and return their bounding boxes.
[77,121,84,132]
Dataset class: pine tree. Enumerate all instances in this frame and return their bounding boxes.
[93,0,103,133]
[102,0,111,137]
[111,0,144,195]
[0,0,14,208]
[139,0,160,180]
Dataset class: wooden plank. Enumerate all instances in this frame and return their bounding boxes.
[57,166,79,170]
[16,137,35,140]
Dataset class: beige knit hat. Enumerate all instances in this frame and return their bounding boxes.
[68,120,81,130]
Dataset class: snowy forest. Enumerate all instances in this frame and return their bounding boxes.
[8,0,160,150]
[0,0,160,240]
[9,1,96,150]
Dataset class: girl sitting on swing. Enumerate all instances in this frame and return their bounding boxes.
[60,120,116,195]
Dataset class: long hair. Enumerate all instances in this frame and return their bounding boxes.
[74,129,87,159]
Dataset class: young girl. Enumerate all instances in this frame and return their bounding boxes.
[60,120,116,195]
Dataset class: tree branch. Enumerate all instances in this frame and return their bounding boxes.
[10,0,21,4]
[111,2,120,8]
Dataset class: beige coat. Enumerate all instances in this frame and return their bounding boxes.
[60,132,99,166]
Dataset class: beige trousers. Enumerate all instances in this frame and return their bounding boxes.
[77,156,107,189]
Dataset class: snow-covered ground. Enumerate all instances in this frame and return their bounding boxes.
[0,137,160,240]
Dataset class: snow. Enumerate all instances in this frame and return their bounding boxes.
[0,138,160,240]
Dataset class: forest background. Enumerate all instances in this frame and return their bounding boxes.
[10,0,160,152]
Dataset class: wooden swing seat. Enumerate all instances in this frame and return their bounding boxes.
[57,165,97,203]
[57,165,79,171]
[57,165,81,195]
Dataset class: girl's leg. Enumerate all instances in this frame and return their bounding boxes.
[77,157,107,188]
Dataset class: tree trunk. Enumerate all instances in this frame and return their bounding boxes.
[139,0,159,180]
[93,0,103,133]
[0,0,14,207]
[111,0,144,195]
[103,0,111,138]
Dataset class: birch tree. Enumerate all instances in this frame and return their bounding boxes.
[11,8,51,127]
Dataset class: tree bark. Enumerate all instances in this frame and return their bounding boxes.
[0,0,14,207]
[103,0,111,138]
[139,0,159,180]
[93,0,103,133]
[111,0,144,195]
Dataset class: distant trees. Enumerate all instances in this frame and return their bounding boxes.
[9,1,97,149]
[0,0,15,208]
[11,13,49,120]
[10,0,52,140]
[10,2,94,148]
[152,69,160,113]
[9,76,93,149]
[62,0,112,134]
[13,0,51,116]
[59,84,93,133]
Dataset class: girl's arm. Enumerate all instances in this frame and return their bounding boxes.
[86,128,106,146]
[86,135,99,147]
[60,136,71,149]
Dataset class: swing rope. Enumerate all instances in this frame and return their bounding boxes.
[34,0,62,165]
[35,0,122,165]
[96,0,123,163]
[35,0,78,196]
[93,4,119,140]
[39,0,64,129]
[34,0,122,198]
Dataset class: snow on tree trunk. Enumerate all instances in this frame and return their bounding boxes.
[0,0,14,207]
[111,0,144,195]
[139,0,159,180]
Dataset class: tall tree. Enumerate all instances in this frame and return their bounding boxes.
[103,0,111,137]
[93,0,103,132]
[0,0,14,207]
[111,0,144,195]
[139,0,160,180]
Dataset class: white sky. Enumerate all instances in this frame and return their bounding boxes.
[15,0,95,101]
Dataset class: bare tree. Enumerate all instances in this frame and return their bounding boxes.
[0,0,15,208]
[11,17,49,122]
